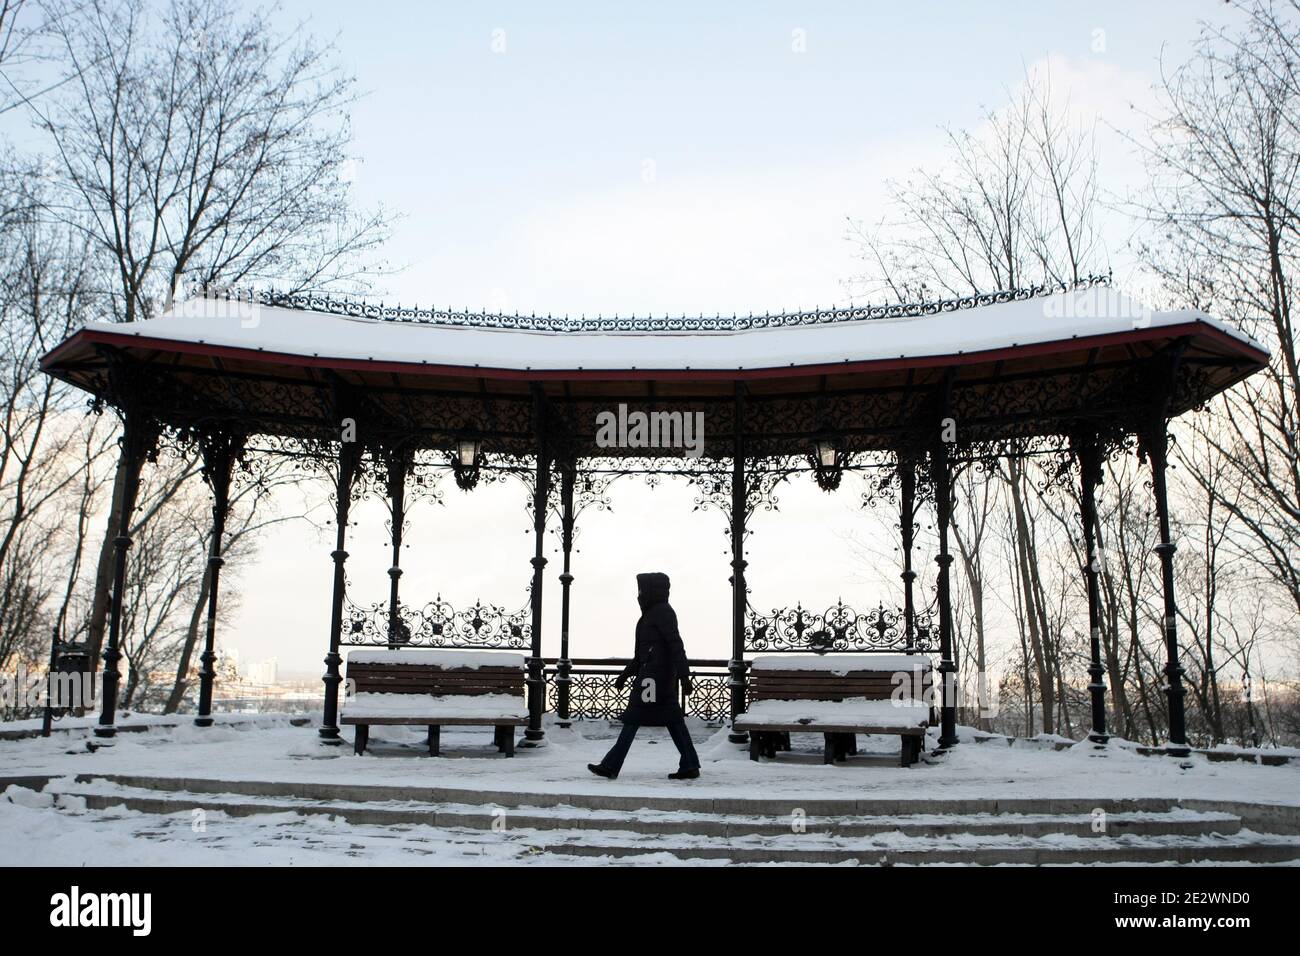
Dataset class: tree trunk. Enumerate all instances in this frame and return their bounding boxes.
[1008,461,1054,734]
[1094,517,1135,736]
[86,452,128,672]
[163,562,211,715]
[952,525,990,731]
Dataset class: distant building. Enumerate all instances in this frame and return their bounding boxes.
[253,657,278,686]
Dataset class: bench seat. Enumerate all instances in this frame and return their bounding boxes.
[342,692,528,723]
[734,697,930,732]
[738,655,934,767]
[342,649,527,757]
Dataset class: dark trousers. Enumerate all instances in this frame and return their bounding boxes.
[600,719,701,772]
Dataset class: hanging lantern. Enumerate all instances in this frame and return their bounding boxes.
[808,436,844,491]
[453,436,482,490]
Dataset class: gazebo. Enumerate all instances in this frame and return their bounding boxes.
[39,276,1269,757]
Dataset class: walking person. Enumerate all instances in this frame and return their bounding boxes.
[588,572,701,780]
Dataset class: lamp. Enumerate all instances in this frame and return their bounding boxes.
[452,436,482,490]
[809,436,844,491]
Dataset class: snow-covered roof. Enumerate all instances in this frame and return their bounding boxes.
[51,285,1268,377]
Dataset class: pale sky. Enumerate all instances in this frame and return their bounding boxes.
[175,1,1240,675]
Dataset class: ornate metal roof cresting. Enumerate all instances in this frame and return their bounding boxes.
[211,273,1113,333]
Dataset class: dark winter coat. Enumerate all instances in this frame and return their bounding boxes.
[617,572,692,727]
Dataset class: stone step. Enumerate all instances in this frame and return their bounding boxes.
[38,775,1300,865]
[50,788,1300,865]
[72,772,1202,817]
[538,835,1300,866]
[59,784,1244,840]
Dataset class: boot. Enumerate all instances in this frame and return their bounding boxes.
[588,763,618,779]
[667,767,700,780]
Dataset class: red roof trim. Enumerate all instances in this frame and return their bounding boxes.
[41,321,1269,384]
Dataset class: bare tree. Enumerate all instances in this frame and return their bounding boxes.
[0,182,107,681]
[1137,1,1300,629]
[950,466,997,730]
[161,451,309,713]
[849,71,1109,739]
[27,0,390,674]
[849,71,1102,303]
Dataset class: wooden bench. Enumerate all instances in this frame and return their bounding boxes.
[734,655,935,767]
[341,649,528,757]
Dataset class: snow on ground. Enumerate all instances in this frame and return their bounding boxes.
[2,789,1286,868]
[2,715,1297,866]
[1,713,1296,806]
[0,788,690,867]
[0,711,295,737]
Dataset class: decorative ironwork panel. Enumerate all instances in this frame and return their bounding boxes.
[745,600,936,653]
[552,668,624,720]
[682,672,732,722]
[342,596,532,649]
[544,665,732,722]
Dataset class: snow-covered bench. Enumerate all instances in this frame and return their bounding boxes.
[734,655,935,767]
[341,649,528,756]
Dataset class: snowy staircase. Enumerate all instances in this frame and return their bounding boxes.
[33,773,1300,865]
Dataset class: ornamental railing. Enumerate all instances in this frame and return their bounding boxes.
[544,658,733,723]
[745,600,936,654]
[343,596,532,650]
[203,274,1111,335]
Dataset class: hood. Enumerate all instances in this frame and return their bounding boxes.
[636,572,671,611]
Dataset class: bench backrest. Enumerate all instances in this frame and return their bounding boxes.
[749,667,931,704]
[347,661,524,698]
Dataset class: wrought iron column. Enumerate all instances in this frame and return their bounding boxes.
[1140,411,1189,756]
[320,434,362,742]
[929,381,958,750]
[524,385,551,744]
[898,453,918,654]
[95,405,158,739]
[1075,431,1109,744]
[728,385,749,744]
[384,444,411,648]
[556,459,576,725]
[41,626,58,736]
[196,429,244,727]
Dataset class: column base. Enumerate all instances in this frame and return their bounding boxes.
[318,726,341,742]
[728,731,749,744]
[1087,731,1110,746]
[522,727,546,744]
[1163,743,1192,758]
[92,726,116,739]
[194,716,214,728]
